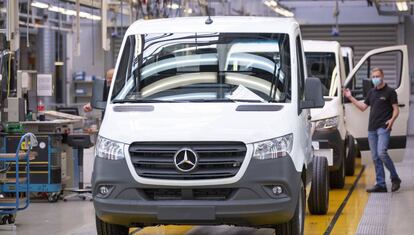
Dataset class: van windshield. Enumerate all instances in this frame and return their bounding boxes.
[305,52,337,96]
[111,33,291,103]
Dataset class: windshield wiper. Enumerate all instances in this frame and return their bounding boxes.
[187,99,264,103]
[228,99,263,103]
[113,98,265,104]
[112,99,175,103]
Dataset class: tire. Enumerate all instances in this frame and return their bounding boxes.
[345,136,356,176]
[329,156,345,189]
[96,215,129,235]
[7,214,15,224]
[308,156,329,215]
[274,181,305,235]
[48,193,59,203]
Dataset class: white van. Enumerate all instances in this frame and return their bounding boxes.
[305,41,411,183]
[304,40,357,189]
[91,17,326,235]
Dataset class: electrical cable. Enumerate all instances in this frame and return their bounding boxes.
[27,0,30,47]
[7,52,11,97]
[92,0,95,66]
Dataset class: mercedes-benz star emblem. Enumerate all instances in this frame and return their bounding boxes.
[174,148,198,172]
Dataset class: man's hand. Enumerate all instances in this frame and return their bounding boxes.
[83,103,93,112]
[344,88,368,111]
[343,88,352,98]
[385,119,394,130]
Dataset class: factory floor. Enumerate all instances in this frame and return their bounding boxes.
[1,137,413,235]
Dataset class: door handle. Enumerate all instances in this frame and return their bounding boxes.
[398,104,405,107]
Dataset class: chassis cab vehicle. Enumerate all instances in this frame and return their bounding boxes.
[304,40,357,188]
[304,40,410,186]
[91,17,325,235]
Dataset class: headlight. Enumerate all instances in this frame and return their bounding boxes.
[252,134,293,160]
[314,116,339,130]
[95,136,125,160]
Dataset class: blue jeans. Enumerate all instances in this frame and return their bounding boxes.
[368,128,400,187]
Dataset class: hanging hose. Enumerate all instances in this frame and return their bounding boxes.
[27,0,30,48]
[7,52,11,97]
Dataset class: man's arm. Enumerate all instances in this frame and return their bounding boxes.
[343,88,368,111]
[385,104,399,130]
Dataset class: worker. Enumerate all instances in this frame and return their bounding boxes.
[83,68,114,113]
[344,67,401,193]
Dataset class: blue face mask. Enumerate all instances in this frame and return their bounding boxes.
[372,77,382,87]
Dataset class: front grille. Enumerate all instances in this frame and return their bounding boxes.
[129,142,247,180]
[142,188,234,200]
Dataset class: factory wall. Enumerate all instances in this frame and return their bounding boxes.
[71,22,106,79]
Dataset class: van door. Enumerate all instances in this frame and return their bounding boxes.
[343,45,410,164]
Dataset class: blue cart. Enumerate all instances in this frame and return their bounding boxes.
[0,134,61,202]
[0,133,37,224]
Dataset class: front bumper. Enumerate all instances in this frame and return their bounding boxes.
[92,156,301,227]
[312,128,344,171]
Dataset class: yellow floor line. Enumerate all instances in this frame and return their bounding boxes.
[304,158,374,235]
[131,225,194,235]
[128,159,373,235]
[329,164,375,235]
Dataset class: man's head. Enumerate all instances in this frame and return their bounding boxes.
[106,68,115,85]
[371,67,384,87]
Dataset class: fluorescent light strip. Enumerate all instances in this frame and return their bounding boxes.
[31,1,49,9]
[396,1,408,11]
[31,1,101,20]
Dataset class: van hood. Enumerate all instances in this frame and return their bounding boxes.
[310,97,341,121]
[99,103,294,144]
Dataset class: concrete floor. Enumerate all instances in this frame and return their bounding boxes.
[1,137,413,235]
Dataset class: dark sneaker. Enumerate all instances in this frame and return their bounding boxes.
[391,179,401,192]
[366,185,387,193]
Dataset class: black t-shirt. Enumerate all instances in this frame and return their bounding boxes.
[364,84,398,131]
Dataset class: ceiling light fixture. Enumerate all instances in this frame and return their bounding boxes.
[396,1,408,11]
[167,3,180,10]
[31,1,101,21]
[31,1,49,9]
[263,0,294,17]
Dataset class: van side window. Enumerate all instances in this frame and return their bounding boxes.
[296,36,305,103]
[112,36,139,100]
[346,50,402,100]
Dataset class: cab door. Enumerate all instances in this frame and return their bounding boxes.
[343,45,410,164]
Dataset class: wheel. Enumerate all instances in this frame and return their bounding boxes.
[0,215,7,225]
[329,156,345,189]
[7,214,15,224]
[345,136,356,176]
[274,181,305,235]
[48,193,60,203]
[96,215,129,235]
[308,156,329,215]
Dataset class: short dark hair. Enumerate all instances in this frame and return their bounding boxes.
[372,67,384,76]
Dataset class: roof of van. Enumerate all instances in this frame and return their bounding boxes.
[125,17,299,35]
[303,40,340,53]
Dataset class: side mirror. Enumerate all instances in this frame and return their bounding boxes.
[300,77,325,109]
[362,78,373,98]
[91,78,107,110]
